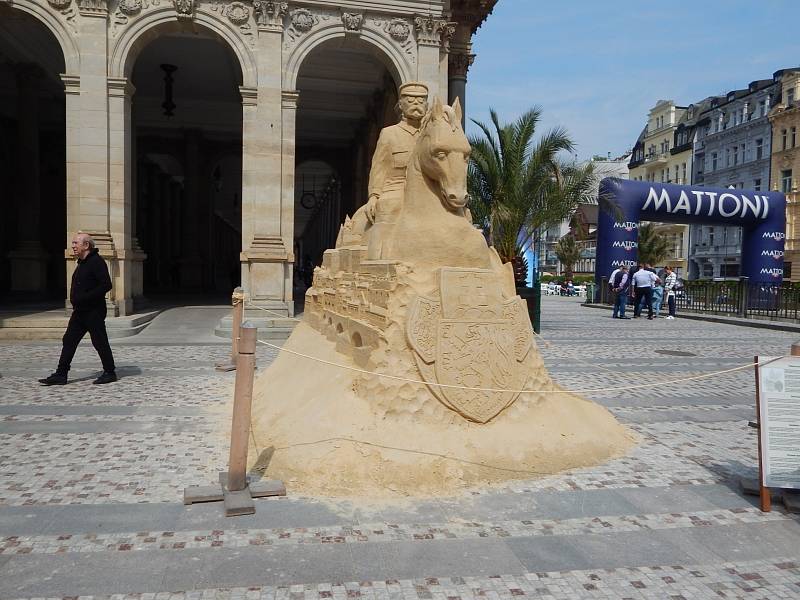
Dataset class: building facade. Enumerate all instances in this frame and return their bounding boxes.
[768,69,800,280]
[689,76,779,280]
[0,0,495,317]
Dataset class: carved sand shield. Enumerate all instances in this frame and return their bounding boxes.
[406,268,533,423]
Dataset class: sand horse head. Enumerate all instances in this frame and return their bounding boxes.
[413,97,472,214]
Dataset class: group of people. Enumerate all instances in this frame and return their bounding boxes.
[608,263,677,321]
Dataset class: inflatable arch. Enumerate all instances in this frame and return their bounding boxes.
[595,178,786,289]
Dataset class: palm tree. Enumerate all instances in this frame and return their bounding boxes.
[467,107,597,284]
[554,234,581,280]
[637,223,671,266]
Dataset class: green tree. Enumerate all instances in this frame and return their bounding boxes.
[637,223,671,266]
[554,234,581,280]
[467,107,597,283]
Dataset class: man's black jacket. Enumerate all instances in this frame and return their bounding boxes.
[70,249,112,312]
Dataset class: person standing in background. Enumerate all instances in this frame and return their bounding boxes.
[663,265,677,320]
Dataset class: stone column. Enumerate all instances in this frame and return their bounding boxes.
[241,1,293,315]
[414,16,455,100]
[107,77,145,315]
[448,23,475,127]
[8,64,48,292]
[71,0,117,314]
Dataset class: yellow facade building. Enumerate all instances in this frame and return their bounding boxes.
[768,69,800,281]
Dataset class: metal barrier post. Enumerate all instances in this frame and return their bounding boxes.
[738,276,749,319]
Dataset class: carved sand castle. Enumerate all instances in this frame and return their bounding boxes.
[250,96,634,498]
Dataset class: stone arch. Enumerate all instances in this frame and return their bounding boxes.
[283,25,413,91]
[110,8,257,87]
[6,0,80,74]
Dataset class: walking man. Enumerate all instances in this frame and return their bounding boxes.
[611,265,631,319]
[663,265,677,319]
[39,233,117,385]
[632,262,660,320]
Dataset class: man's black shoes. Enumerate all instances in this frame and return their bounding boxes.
[39,373,68,385]
[93,371,118,385]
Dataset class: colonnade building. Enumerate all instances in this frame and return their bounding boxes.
[0,0,496,319]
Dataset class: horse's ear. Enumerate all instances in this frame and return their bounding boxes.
[452,97,463,125]
[431,96,444,120]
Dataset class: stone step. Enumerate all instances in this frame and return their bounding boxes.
[0,310,160,340]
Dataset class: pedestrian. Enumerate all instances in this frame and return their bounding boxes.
[663,265,677,320]
[610,265,631,319]
[632,262,660,320]
[652,278,664,318]
[39,233,117,385]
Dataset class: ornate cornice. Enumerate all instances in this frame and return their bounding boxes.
[239,85,257,106]
[281,90,299,109]
[60,74,81,95]
[253,0,286,31]
[174,0,193,19]
[448,51,475,78]
[341,11,363,33]
[107,76,136,98]
[413,15,456,48]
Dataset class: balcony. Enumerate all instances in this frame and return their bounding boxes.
[644,151,669,164]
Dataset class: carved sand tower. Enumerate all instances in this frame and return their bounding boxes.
[250,97,634,498]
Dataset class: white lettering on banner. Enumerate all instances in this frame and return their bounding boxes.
[742,194,762,219]
[643,188,773,219]
[613,221,638,231]
[611,259,637,267]
[674,191,691,214]
[612,240,637,251]
[643,187,672,212]
[719,193,742,218]
[762,249,785,259]
[763,231,786,241]
[760,267,784,278]
[706,191,718,217]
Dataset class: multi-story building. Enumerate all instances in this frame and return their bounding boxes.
[628,100,694,275]
[768,69,800,281]
[689,75,780,279]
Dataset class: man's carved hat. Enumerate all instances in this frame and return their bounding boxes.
[399,81,429,97]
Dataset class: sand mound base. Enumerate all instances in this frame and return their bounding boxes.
[249,323,636,500]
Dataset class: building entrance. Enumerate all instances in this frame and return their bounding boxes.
[0,7,67,308]
[131,29,243,301]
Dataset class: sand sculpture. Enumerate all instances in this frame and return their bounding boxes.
[250,88,634,499]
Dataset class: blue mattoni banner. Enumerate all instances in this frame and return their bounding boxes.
[595,178,786,288]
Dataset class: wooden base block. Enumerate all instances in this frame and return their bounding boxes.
[184,485,224,505]
[250,480,287,498]
[224,487,255,516]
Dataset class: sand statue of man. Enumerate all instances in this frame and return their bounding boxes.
[364,81,429,259]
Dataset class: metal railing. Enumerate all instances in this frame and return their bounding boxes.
[595,276,800,322]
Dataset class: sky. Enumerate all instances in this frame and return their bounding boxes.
[466,0,800,161]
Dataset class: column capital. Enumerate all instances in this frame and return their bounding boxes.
[448,51,475,79]
[240,86,258,106]
[107,76,136,98]
[413,15,456,48]
[77,0,107,17]
[253,0,287,32]
[281,90,299,109]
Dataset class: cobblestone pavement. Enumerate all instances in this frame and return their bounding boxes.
[1,297,799,599]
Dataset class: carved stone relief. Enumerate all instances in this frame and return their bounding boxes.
[253,0,286,30]
[47,0,72,9]
[224,1,248,25]
[118,0,142,15]
[290,7,315,31]
[341,11,363,32]
[77,0,106,15]
[413,15,456,47]
[284,6,333,50]
[174,0,192,18]
[448,52,475,78]
[369,16,415,65]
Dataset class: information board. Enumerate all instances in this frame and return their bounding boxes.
[757,356,800,490]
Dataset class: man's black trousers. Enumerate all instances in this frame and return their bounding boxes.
[57,308,116,375]
[633,286,654,318]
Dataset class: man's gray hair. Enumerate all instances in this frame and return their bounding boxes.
[77,232,96,249]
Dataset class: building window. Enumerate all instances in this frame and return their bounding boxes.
[711,152,717,170]
[755,138,763,159]
[682,162,687,182]
[674,165,679,181]
[726,148,731,166]
[789,88,796,105]
[733,146,739,165]
[759,99,766,117]
[782,169,793,193]
[792,127,797,148]
[783,129,788,150]
[754,178,762,191]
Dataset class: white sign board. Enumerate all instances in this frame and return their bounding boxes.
[757,356,800,489]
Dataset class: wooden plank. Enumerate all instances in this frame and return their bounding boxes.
[183,485,224,505]
[224,487,255,516]
[250,480,287,498]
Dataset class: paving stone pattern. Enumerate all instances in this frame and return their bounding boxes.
[1,297,799,599]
